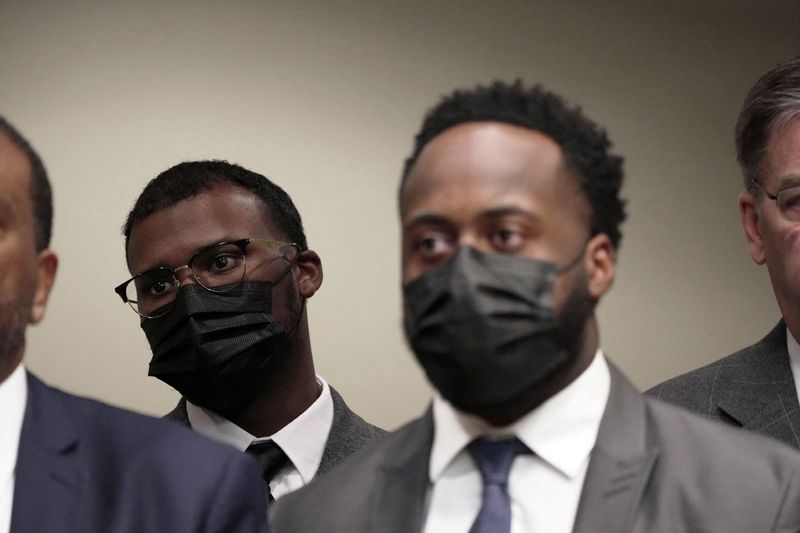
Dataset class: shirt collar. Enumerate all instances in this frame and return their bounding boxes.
[186,375,334,484]
[430,350,610,482]
[0,363,27,480]
[785,327,800,392]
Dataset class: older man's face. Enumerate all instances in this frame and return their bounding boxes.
[741,117,800,337]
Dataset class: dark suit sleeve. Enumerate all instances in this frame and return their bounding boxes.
[205,452,269,533]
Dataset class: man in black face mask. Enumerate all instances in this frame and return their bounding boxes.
[271,82,800,532]
[117,161,385,502]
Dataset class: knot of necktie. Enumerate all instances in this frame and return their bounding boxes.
[245,440,290,502]
[466,437,532,533]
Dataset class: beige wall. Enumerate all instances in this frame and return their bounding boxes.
[1,0,798,430]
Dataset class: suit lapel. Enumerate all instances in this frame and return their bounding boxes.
[10,374,83,533]
[366,411,432,533]
[317,387,349,475]
[715,322,800,447]
[572,364,658,533]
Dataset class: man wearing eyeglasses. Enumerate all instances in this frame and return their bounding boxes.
[116,160,385,502]
[0,117,268,532]
[649,56,800,448]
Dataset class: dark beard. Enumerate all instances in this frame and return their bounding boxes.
[553,267,594,360]
[0,292,32,374]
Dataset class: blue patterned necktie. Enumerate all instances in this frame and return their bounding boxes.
[467,437,532,533]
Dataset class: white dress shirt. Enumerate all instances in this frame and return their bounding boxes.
[186,374,334,500]
[423,351,610,533]
[785,327,800,403]
[0,363,27,533]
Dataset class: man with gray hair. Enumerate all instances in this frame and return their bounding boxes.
[650,55,800,448]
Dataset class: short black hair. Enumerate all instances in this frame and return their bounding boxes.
[0,115,53,251]
[401,80,626,248]
[123,160,308,258]
[735,55,800,194]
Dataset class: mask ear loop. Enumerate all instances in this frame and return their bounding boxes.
[274,245,306,340]
[554,237,591,275]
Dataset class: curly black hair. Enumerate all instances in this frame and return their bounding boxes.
[401,80,627,248]
[0,115,52,251]
[123,160,308,259]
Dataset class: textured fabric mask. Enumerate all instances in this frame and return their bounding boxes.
[403,246,582,415]
[143,280,288,415]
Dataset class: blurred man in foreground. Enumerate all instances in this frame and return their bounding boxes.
[271,81,800,533]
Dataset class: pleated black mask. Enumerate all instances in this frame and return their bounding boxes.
[403,246,582,415]
[142,280,288,415]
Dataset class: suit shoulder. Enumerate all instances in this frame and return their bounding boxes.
[635,396,800,529]
[43,381,245,463]
[644,345,758,413]
[318,385,389,473]
[272,415,428,532]
[645,394,800,470]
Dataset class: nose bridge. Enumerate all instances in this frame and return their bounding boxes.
[457,230,485,254]
[173,264,196,285]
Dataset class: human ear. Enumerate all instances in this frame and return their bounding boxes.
[585,234,615,301]
[739,191,766,264]
[294,249,323,298]
[29,248,58,324]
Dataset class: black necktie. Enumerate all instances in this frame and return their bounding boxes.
[467,437,532,533]
[245,440,290,502]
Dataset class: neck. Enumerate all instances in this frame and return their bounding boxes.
[0,347,24,386]
[227,323,319,437]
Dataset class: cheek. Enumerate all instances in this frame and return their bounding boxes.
[551,266,588,315]
[768,225,800,267]
[271,274,302,327]
[0,253,32,304]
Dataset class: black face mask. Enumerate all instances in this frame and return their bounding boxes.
[403,246,586,416]
[142,280,290,416]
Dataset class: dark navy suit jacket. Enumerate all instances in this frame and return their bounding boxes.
[10,373,268,533]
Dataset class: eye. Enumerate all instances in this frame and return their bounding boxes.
[489,227,525,252]
[778,187,800,214]
[208,253,242,273]
[134,272,178,301]
[410,231,453,261]
[148,278,175,296]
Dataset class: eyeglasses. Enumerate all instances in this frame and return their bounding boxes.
[750,178,800,222]
[115,238,298,318]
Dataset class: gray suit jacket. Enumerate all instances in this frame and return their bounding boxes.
[164,386,386,475]
[647,321,800,448]
[270,364,800,533]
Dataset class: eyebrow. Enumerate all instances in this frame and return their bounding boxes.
[134,237,239,275]
[476,206,538,221]
[403,205,539,231]
[403,213,452,230]
[775,174,800,191]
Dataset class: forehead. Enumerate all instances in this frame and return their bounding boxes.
[0,133,33,220]
[127,184,274,272]
[401,122,579,223]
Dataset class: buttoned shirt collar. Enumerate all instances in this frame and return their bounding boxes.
[430,350,610,482]
[186,374,334,485]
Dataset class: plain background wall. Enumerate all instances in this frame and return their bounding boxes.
[1,0,798,430]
